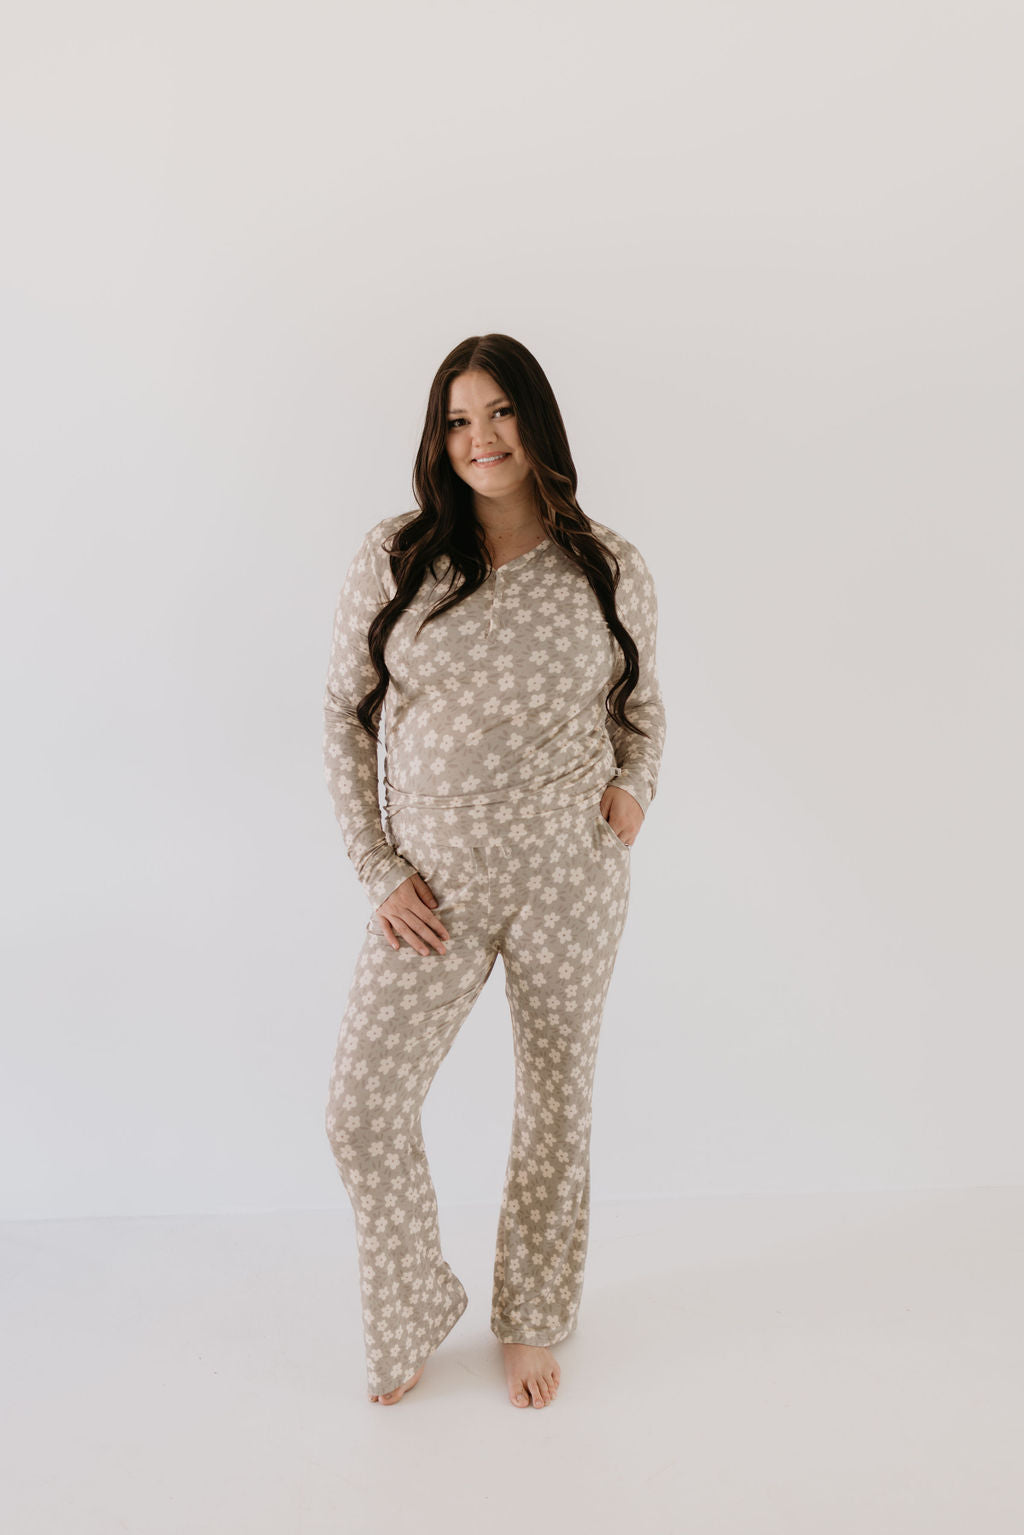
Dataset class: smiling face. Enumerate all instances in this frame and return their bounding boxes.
[445,369,534,503]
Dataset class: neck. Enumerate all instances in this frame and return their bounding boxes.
[472,486,543,545]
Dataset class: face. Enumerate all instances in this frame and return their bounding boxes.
[444,369,533,499]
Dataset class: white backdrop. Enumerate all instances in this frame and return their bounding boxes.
[2,1,1020,1220]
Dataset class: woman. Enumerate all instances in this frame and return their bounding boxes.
[322,333,666,1409]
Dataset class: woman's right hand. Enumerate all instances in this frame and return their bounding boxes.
[374,873,449,956]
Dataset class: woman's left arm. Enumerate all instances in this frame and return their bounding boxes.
[604,541,667,821]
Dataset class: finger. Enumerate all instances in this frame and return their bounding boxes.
[377,915,400,951]
[411,874,439,908]
[392,912,448,956]
[378,900,449,949]
[422,907,449,941]
[389,919,430,956]
[402,895,450,941]
[406,910,449,954]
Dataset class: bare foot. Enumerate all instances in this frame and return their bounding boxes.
[369,1361,425,1405]
[502,1341,561,1408]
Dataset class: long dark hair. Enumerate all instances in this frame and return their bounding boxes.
[354,333,650,747]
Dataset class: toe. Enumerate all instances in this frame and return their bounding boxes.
[512,1386,529,1407]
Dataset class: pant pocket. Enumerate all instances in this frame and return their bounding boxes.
[595,808,631,852]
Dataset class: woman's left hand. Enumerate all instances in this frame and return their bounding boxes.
[599,784,645,847]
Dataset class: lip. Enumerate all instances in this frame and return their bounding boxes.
[473,452,510,466]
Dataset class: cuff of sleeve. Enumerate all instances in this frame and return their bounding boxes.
[362,849,420,910]
[609,769,652,818]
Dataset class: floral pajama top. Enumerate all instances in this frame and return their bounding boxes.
[323,511,667,908]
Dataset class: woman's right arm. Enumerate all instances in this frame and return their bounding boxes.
[322,522,420,910]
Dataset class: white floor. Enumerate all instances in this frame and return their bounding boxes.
[2,1188,1022,1534]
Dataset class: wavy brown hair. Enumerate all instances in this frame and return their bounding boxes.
[353,333,650,747]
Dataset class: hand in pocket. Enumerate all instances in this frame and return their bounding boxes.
[599,783,644,847]
[373,873,449,956]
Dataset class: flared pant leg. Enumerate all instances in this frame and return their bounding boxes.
[325,832,499,1399]
[489,805,632,1345]
[325,803,632,1394]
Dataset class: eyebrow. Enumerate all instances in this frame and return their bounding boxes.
[447,397,509,414]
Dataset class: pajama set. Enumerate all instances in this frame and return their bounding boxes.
[322,510,666,1398]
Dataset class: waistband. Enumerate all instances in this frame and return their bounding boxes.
[383,783,605,850]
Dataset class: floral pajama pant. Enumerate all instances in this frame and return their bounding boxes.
[324,799,632,1398]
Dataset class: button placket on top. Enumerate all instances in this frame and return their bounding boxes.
[484,541,548,639]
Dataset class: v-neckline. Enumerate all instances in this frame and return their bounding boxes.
[489,538,551,575]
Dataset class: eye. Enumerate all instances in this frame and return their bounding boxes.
[446,405,514,431]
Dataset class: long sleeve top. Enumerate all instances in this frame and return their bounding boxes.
[323,511,667,909]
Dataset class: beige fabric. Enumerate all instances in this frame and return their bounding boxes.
[325,803,632,1397]
[321,513,666,1397]
[322,512,666,909]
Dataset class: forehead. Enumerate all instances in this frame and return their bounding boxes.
[447,370,507,411]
